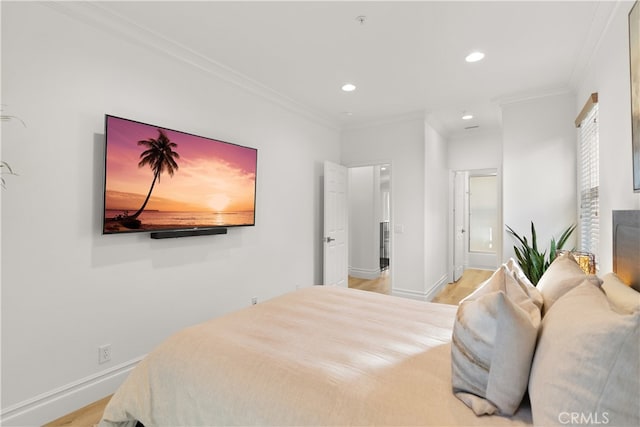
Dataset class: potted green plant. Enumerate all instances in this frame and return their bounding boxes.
[506,222,576,285]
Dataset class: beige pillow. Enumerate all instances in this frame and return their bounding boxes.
[462,264,542,319]
[529,280,640,427]
[601,272,640,314]
[451,266,541,416]
[505,258,543,310]
[537,252,602,315]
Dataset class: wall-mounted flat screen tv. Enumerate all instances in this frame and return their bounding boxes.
[103,115,257,234]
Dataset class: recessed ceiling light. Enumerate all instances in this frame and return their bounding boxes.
[341,83,356,92]
[465,51,485,63]
[462,113,473,120]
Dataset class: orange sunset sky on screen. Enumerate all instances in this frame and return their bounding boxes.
[104,117,257,213]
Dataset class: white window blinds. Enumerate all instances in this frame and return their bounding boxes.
[577,97,599,260]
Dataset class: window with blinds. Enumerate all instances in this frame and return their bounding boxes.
[576,95,599,261]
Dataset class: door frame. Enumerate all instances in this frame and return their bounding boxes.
[450,167,502,281]
[344,160,394,292]
[451,170,468,282]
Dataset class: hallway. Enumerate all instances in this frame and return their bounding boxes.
[431,269,493,305]
[348,269,493,305]
[348,270,391,295]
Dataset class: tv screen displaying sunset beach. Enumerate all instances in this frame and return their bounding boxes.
[103,115,257,234]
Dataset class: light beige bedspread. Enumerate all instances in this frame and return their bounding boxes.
[99,286,532,427]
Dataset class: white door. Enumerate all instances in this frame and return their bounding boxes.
[453,171,467,281]
[323,161,348,286]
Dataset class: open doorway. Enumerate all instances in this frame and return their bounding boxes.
[347,164,392,295]
[452,168,500,281]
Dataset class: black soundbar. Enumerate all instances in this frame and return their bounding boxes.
[150,228,228,239]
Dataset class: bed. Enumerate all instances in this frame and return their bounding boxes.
[99,211,639,427]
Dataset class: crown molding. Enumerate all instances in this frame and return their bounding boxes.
[423,111,447,138]
[44,1,339,131]
[492,86,573,107]
[568,1,622,91]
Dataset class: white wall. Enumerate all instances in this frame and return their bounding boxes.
[423,122,450,297]
[0,3,340,424]
[447,129,503,270]
[348,166,380,279]
[575,1,640,273]
[341,116,450,300]
[501,1,640,273]
[448,129,502,171]
[341,116,428,298]
[502,93,578,262]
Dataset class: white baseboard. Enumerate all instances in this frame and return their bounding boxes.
[0,356,143,427]
[424,274,449,302]
[348,267,381,280]
[467,264,498,271]
[391,287,429,301]
[392,274,449,302]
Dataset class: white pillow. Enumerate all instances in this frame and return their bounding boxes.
[529,280,640,427]
[451,265,541,416]
[537,252,602,315]
[601,272,640,314]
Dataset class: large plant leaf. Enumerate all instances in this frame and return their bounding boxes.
[549,239,558,264]
[556,224,577,250]
[506,222,576,285]
[506,225,527,248]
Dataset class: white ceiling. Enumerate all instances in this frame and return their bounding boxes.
[79,1,619,136]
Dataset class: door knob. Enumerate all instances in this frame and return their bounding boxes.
[325,237,335,243]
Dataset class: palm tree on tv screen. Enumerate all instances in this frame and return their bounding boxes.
[129,129,180,220]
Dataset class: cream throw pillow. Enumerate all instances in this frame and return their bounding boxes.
[602,272,640,314]
[451,265,542,416]
[529,280,640,427]
[536,252,602,315]
[505,258,544,310]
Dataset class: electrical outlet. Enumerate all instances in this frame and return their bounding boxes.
[251,296,258,305]
[98,344,112,364]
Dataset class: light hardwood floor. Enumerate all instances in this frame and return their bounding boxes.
[348,270,391,294]
[431,268,493,305]
[44,268,491,426]
[43,395,112,427]
[349,268,492,305]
